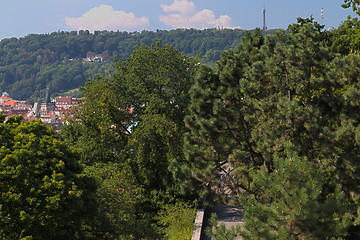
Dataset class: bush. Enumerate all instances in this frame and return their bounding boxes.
[157,202,196,240]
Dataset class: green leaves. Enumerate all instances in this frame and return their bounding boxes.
[128,114,184,191]
[156,202,196,240]
[66,41,199,165]
[342,0,360,15]
[62,42,200,238]
[114,41,199,124]
[0,115,97,239]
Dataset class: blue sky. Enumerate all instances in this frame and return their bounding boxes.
[0,0,355,40]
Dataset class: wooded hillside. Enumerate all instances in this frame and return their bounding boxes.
[0,28,268,101]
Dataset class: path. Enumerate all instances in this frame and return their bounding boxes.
[194,162,244,240]
[200,205,244,240]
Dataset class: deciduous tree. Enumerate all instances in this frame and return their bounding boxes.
[63,42,200,238]
[0,115,97,240]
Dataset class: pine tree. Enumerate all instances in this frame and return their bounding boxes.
[184,29,267,203]
[240,146,351,239]
[185,19,360,237]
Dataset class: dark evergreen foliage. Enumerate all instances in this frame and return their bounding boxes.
[185,19,360,238]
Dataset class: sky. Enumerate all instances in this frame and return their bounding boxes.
[0,0,356,40]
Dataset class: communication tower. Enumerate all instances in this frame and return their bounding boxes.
[262,4,267,31]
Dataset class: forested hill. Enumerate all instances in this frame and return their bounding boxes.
[0,28,276,101]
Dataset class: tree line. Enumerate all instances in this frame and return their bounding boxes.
[0,28,253,102]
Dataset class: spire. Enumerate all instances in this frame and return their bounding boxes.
[45,88,50,104]
[262,4,267,31]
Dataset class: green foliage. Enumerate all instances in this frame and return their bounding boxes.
[112,41,198,124]
[63,42,200,238]
[342,0,360,15]
[0,115,97,239]
[128,114,187,196]
[206,213,241,240]
[340,0,360,65]
[240,146,351,239]
[62,76,130,164]
[82,162,159,239]
[331,17,360,54]
[157,202,196,240]
[64,41,199,166]
[185,19,360,238]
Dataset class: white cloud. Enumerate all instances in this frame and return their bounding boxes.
[66,4,150,32]
[159,0,240,29]
[161,0,196,16]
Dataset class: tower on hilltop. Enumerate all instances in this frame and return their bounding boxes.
[262,4,267,31]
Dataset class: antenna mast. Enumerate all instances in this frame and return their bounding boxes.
[262,4,267,31]
[321,8,324,25]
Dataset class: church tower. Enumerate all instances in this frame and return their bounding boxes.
[40,88,55,116]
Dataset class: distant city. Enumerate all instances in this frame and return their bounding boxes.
[0,90,78,127]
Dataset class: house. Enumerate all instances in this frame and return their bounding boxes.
[6,109,29,118]
[55,97,77,110]
[14,101,32,110]
[0,92,12,103]
[3,100,16,108]
[83,53,104,62]
[0,105,12,114]
[40,112,56,124]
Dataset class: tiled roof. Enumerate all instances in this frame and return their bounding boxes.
[55,97,72,104]
[4,100,16,106]
[6,109,28,117]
